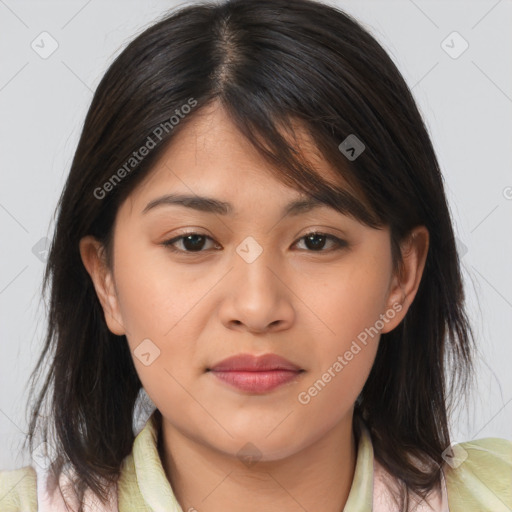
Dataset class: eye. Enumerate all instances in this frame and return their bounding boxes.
[161,232,219,253]
[293,231,348,252]
[161,231,347,254]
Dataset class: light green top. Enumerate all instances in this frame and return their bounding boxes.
[1,411,511,511]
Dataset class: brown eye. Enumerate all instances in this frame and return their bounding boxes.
[161,233,218,253]
[161,231,347,255]
[179,234,207,251]
[294,232,348,252]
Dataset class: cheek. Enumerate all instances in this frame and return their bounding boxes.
[293,251,391,408]
[111,244,204,423]
[293,277,385,431]
[296,258,391,346]
[111,239,210,395]
[294,338,377,447]
[112,237,205,339]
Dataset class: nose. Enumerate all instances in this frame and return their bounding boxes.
[218,241,296,334]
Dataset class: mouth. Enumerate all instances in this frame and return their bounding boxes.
[206,353,305,393]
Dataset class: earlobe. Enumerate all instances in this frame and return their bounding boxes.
[381,226,429,334]
[79,235,126,336]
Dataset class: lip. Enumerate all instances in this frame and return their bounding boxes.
[207,353,304,393]
[209,353,302,372]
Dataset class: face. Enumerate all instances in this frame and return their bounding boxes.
[81,101,426,462]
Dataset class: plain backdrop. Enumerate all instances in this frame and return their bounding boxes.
[1,0,511,471]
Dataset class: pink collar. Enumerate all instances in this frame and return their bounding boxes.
[35,462,118,512]
[34,425,449,512]
[373,457,450,511]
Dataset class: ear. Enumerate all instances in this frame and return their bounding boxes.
[79,235,126,336]
[380,226,429,334]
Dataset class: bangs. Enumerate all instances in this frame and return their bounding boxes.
[218,97,384,229]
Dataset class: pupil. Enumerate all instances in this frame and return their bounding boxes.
[184,234,205,251]
[306,234,325,250]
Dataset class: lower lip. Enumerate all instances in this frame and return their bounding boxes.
[209,370,303,393]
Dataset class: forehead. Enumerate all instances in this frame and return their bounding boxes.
[118,101,366,222]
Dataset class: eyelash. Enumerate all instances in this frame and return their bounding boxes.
[161,231,348,255]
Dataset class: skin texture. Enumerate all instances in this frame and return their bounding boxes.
[80,101,429,512]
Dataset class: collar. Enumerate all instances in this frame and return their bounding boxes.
[124,410,448,512]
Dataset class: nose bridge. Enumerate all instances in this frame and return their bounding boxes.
[219,234,294,332]
[233,235,280,294]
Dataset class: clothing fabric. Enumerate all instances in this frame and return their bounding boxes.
[1,410,511,511]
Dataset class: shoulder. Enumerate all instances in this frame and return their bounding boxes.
[0,465,38,512]
[444,436,512,511]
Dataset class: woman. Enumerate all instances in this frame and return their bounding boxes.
[1,0,511,510]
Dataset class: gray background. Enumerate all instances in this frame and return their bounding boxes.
[1,0,511,471]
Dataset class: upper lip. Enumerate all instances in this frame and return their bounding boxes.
[208,353,303,372]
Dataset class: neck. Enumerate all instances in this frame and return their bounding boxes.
[157,411,358,512]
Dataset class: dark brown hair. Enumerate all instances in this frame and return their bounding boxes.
[22,0,475,510]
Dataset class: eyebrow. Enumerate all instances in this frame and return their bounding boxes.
[141,193,329,217]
